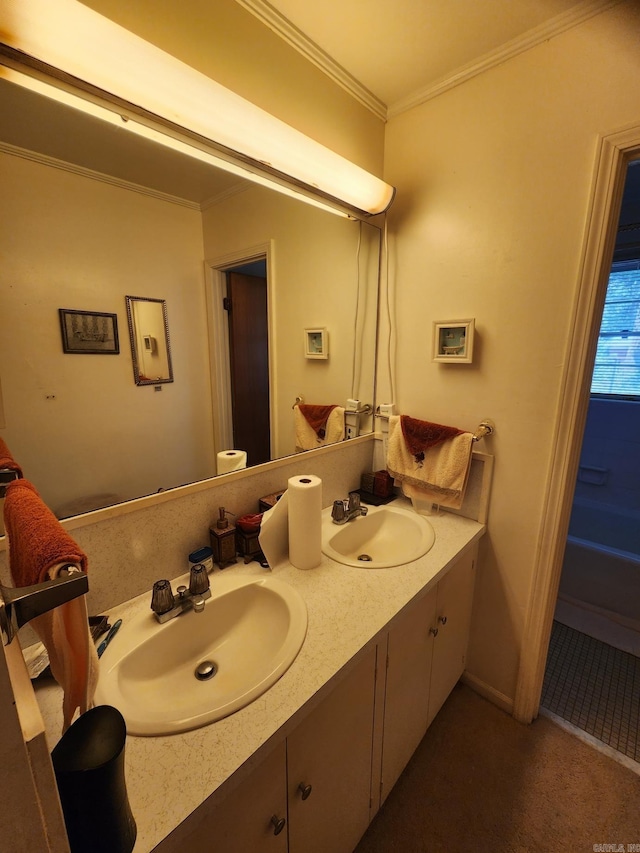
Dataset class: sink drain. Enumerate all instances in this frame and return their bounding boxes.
[357,554,373,562]
[195,660,217,681]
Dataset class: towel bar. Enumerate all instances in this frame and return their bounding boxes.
[0,570,89,646]
[373,414,495,443]
[0,467,20,499]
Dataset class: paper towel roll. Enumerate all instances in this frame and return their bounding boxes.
[258,491,289,570]
[288,474,322,570]
[217,450,247,475]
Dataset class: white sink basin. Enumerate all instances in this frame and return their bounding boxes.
[95,574,308,736]
[321,503,435,568]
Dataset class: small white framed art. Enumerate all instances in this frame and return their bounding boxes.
[432,319,475,363]
[304,328,328,359]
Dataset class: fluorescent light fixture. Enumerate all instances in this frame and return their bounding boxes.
[0,0,395,218]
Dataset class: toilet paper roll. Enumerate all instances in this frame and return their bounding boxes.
[217,450,247,475]
[288,474,322,570]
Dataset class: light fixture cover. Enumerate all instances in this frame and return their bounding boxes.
[0,0,395,217]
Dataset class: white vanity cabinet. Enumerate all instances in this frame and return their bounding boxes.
[157,545,478,853]
[378,585,437,804]
[427,545,476,727]
[286,644,377,853]
[378,543,477,806]
[157,646,377,853]
[155,740,288,853]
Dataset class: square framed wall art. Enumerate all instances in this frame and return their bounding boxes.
[432,319,475,363]
[304,327,329,359]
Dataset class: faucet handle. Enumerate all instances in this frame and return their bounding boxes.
[151,579,175,615]
[189,564,210,596]
[348,491,361,511]
[331,500,346,522]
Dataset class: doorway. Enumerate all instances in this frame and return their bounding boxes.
[539,159,640,763]
[514,126,640,729]
[205,245,274,471]
[224,261,270,466]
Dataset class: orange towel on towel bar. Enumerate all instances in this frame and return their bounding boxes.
[3,479,98,731]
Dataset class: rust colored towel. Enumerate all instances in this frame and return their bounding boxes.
[0,437,23,477]
[299,404,338,438]
[4,480,87,585]
[3,479,98,732]
[401,415,464,461]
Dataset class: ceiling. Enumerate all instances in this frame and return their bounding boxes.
[238,0,619,115]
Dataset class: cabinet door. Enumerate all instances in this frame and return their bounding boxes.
[158,741,288,853]
[0,636,69,852]
[427,546,477,727]
[379,586,437,804]
[287,646,376,853]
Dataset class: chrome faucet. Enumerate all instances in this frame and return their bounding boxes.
[150,564,211,623]
[331,491,369,525]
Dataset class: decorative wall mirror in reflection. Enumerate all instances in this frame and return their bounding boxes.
[125,296,174,385]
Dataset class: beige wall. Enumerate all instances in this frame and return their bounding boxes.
[382,1,640,703]
[80,0,385,175]
[0,153,215,515]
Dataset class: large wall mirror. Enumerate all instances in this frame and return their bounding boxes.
[0,66,381,521]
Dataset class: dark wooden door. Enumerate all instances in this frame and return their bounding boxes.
[226,272,271,466]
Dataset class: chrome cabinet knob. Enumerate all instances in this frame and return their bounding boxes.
[298,782,313,800]
[270,815,286,835]
[429,626,439,637]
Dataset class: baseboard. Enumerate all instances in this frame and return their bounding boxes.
[461,671,514,715]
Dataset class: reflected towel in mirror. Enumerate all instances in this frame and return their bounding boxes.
[295,404,345,451]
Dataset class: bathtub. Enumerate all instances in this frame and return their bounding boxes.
[558,499,640,627]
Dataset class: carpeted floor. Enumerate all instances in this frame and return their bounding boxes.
[354,682,640,853]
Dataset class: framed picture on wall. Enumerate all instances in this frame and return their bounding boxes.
[59,308,120,354]
[304,327,329,359]
[432,319,475,363]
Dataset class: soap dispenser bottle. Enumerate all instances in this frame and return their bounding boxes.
[210,507,237,568]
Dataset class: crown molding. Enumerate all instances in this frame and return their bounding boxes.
[237,0,622,122]
[0,141,202,209]
[388,0,622,118]
[200,181,251,211]
[234,0,387,121]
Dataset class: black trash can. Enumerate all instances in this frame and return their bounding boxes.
[52,705,137,853]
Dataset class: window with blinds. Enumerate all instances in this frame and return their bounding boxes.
[591,261,640,398]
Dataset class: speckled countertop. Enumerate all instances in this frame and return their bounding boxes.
[35,499,484,853]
